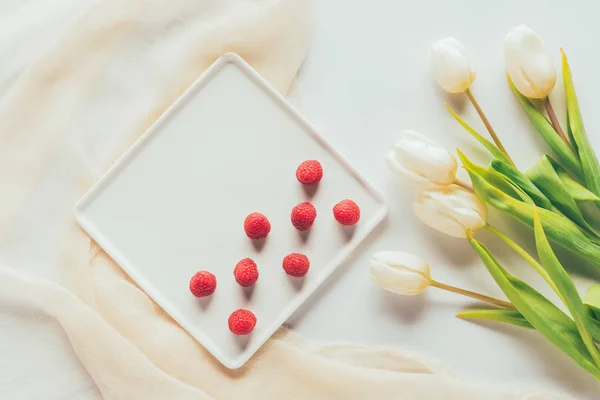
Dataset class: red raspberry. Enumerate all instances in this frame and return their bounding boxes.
[228,309,257,335]
[244,212,271,239]
[291,202,317,231]
[189,271,217,297]
[296,160,323,185]
[333,199,360,225]
[234,258,259,287]
[282,253,310,277]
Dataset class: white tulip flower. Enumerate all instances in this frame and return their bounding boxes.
[505,25,556,99]
[369,251,515,309]
[430,37,476,93]
[413,184,487,238]
[385,130,457,185]
[369,251,431,295]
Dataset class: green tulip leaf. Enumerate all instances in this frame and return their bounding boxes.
[465,165,600,267]
[457,309,532,329]
[468,234,600,378]
[584,285,600,320]
[533,206,600,365]
[457,309,600,342]
[447,104,513,165]
[508,77,584,180]
[548,157,600,203]
[527,155,599,238]
[587,306,600,327]
[490,159,553,209]
[591,315,600,341]
[584,309,600,342]
[457,150,519,200]
[563,50,600,204]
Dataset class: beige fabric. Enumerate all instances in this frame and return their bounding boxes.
[0,0,561,399]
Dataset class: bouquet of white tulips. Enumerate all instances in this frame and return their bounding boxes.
[374,25,600,380]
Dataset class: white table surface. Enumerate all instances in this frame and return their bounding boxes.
[3,0,600,399]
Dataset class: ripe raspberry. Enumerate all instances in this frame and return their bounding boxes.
[228,309,257,335]
[291,202,317,231]
[296,160,323,185]
[234,258,259,287]
[282,253,310,277]
[244,212,271,239]
[333,199,360,226]
[189,271,217,297]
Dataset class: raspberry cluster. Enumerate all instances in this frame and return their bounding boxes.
[189,159,362,335]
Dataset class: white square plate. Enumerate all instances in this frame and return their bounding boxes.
[75,53,387,369]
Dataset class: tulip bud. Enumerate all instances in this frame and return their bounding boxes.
[430,37,475,93]
[413,184,487,238]
[385,130,457,185]
[369,251,431,295]
[505,25,556,99]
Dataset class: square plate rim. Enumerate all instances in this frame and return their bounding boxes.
[74,52,388,369]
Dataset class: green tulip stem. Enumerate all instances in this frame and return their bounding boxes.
[465,88,514,166]
[484,224,562,299]
[544,97,574,152]
[430,280,516,309]
[454,178,473,191]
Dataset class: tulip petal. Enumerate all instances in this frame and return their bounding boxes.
[413,200,469,238]
[370,251,430,275]
[505,25,556,99]
[385,150,429,185]
[369,261,428,295]
[430,37,475,93]
[389,130,457,185]
[413,184,487,238]
[368,252,431,295]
